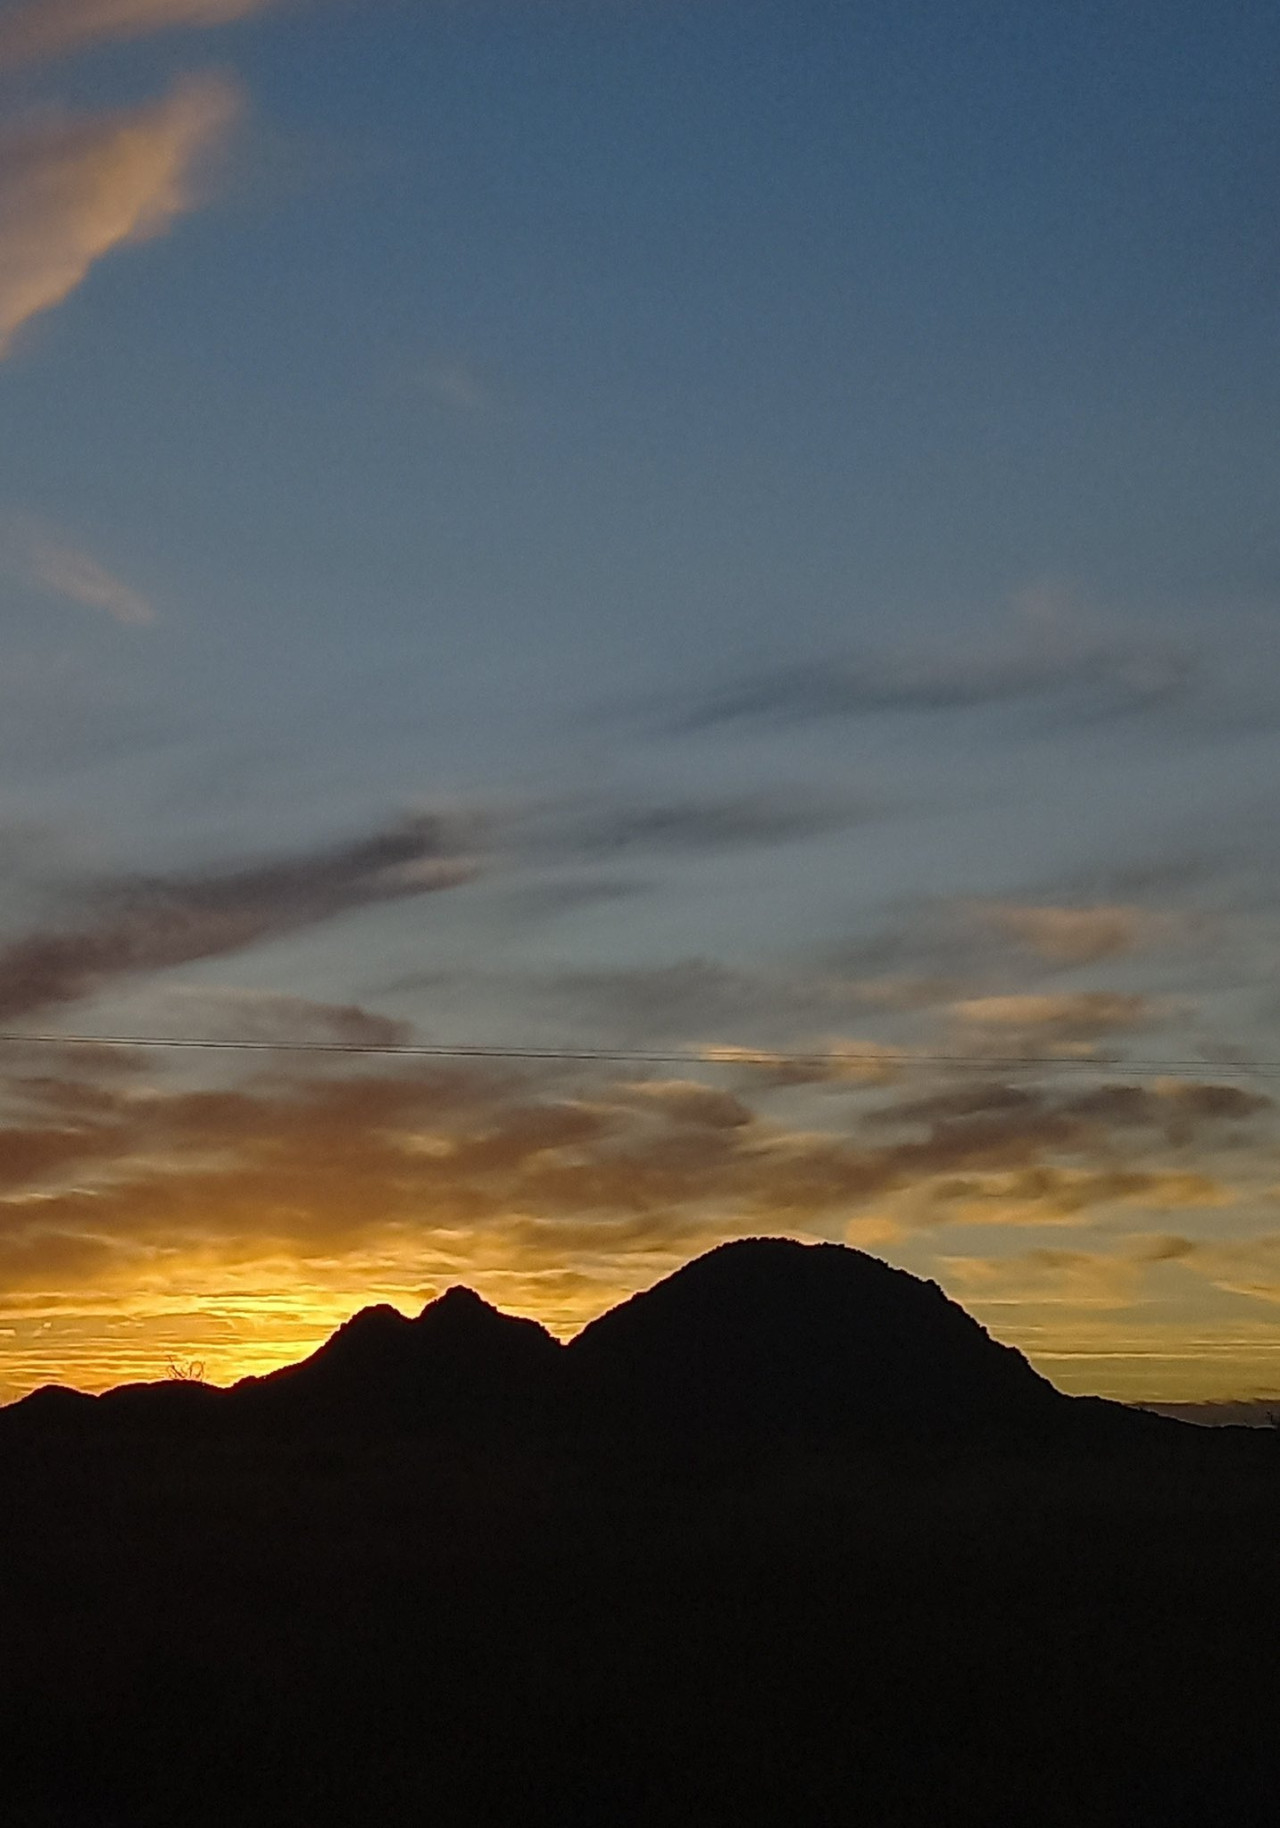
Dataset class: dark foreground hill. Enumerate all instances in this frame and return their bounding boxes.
[0,1237,1184,1450]
[234,1282,563,1434]
[567,1237,1066,1439]
[1,1240,1278,1826]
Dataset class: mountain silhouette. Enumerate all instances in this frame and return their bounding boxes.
[0,1237,1183,1448]
[563,1237,1066,1440]
[1,1239,1270,1828]
[232,1284,562,1433]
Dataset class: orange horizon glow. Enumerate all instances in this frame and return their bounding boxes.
[2,1027,1279,1410]
[5,1228,1280,1408]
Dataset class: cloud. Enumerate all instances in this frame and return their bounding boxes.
[938,1247,1147,1311]
[0,74,240,357]
[149,989,415,1049]
[0,811,478,1020]
[846,975,960,1012]
[828,886,1196,1005]
[487,876,651,926]
[609,1078,755,1130]
[2,514,154,624]
[0,1052,1268,1390]
[944,1231,1280,1324]
[669,636,1195,735]
[512,958,875,1048]
[1155,1235,1280,1308]
[866,1074,1269,1157]
[697,1040,905,1089]
[949,992,1158,1048]
[976,903,1174,965]
[0,0,274,68]
[28,535,153,624]
[854,1074,1262,1224]
[920,1166,1232,1226]
[548,789,871,861]
[1065,1079,1272,1140]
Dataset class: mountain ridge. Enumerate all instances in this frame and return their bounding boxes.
[0,1237,1191,1448]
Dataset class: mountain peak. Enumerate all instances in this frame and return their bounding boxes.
[230,1280,560,1432]
[335,1302,412,1338]
[418,1285,490,1319]
[0,1239,1181,1450]
[415,1284,563,1367]
[565,1235,1062,1438]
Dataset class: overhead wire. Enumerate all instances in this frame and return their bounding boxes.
[0,1031,1276,1079]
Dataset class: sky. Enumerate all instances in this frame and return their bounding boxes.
[1,0,1279,1404]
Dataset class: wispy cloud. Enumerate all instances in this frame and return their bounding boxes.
[0,0,275,69]
[667,636,1195,735]
[3,514,154,624]
[949,992,1159,1048]
[538,788,871,862]
[0,1056,1261,1325]
[0,73,240,357]
[698,1040,905,1089]
[29,535,153,623]
[975,902,1177,966]
[0,1043,1271,1392]
[0,811,478,1020]
[150,988,414,1048]
[1158,1234,1280,1308]
[938,1247,1149,1312]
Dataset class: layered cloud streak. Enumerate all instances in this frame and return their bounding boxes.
[668,636,1194,734]
[0,0,276,68]
[0,73,239,355]
[0,1048,1265,1362]
[0,812,477,1020]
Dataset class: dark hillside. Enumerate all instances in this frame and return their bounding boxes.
[230,1285,563,1434]
[1,1425,1278,1825]
[0,1240,1276,1823]
[0,1239,1206,1451]
[566,1236,1067,1441]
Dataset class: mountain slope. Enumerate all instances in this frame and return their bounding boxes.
[564,1237,1065,1439]
[232,1286,563,1432]
[0,1239,1190,1448]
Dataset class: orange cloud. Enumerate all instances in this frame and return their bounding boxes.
[0,0,274,68]
[697,1040,904,1087]
[0,74,240,357]
[950,992,1157,1050]
[938,1247,1146,1311]
[978,903,1172,964]
[0,1052,1268,1398]
[916,1166,1232,1227]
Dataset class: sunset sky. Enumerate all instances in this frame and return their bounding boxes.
[1,0,1279,1403]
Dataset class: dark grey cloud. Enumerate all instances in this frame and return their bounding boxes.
[668,639,1196,735]
[489,876,651,925]
[151,990,415,1050]
[0,1055,1243,1287]
[535,958,866,1044]
[552,788,871,859]
[482,788,874,886]
[0,812,478,1021]
[379,955,870,1052]
[863,1077,1271,1155]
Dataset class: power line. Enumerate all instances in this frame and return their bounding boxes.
[0,1030,1276,1079]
